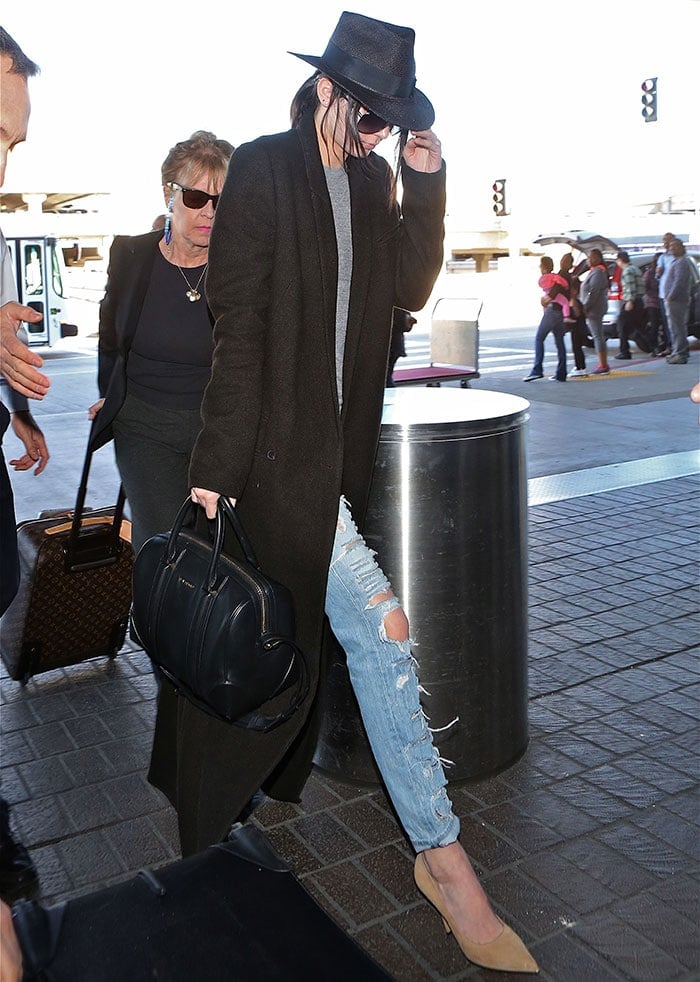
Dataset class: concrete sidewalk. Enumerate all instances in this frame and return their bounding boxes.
[1,340,698,979]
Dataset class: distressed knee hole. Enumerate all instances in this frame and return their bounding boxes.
[381,604,409,643]
[369,588,409,644]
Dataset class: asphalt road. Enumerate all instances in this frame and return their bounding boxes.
[5,328,699,525]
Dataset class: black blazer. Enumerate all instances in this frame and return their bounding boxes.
[89,230,162,451]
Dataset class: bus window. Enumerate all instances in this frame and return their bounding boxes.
[23,245,43,296]
[50,244,65,298]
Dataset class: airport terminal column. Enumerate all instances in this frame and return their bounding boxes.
[314,387,531,784]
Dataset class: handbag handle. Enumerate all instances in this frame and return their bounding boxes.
[164,496,310,732]
[165,497,259,585]
[66,418,127,570]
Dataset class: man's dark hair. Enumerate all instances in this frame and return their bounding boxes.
[0,27,40,78]
[617,250,630,263]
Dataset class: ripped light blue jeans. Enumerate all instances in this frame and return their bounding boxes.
[324,497,461,852]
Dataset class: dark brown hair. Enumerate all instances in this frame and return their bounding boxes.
[290,72,406,197]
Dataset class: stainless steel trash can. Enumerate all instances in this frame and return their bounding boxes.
[313,387,531,785]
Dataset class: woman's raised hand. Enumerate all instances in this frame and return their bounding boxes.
[403,129,442,174]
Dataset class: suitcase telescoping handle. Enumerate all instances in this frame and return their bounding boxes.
[65,420,128,573]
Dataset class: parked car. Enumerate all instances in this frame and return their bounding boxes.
[533,232,700,345]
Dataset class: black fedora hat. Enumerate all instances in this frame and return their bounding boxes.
[289,11,434,131]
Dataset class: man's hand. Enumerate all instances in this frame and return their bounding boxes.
[0,900,22,982]
[402,129,442,174]
[0,302,51,399]
[9,410,49,475]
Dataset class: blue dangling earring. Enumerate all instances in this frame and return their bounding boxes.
[164,194,174,245]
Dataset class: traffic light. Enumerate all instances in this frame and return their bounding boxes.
[641,77,658,122]
[492,179,507,216]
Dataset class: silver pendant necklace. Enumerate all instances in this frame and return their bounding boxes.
[176,263,208,302]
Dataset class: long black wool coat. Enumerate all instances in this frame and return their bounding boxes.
[148,112,447,855]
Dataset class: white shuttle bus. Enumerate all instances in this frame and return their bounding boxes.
[5,235,78,346]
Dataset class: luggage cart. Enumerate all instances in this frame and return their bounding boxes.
[392,297,481,387]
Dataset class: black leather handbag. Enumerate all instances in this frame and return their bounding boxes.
[131,497,308,731]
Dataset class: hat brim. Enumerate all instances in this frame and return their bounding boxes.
[289,51,435,131]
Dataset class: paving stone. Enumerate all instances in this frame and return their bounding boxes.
[30,843,76,904]
[106,815,178,870]
[253,796,301,827]
[539,732,616,769]
[60,746,117,785]
[451,812,523,872]
[298,773,346,813]
[553,837,658,898]
[22,719,73,758]
[389,903,468,979]
[293,811,366,863]
[0,729,33,766]
[99,703,156,739]
[614,754,696,794]
[23,691,76,725]
[98,733,153,777]
[611,890,699,971]
[648,874,699,923]
[16,756,73,797]
[101,773,165,821]
[55,829,125,888]
[334,797,403,849]
[352,923,435,982]
[147,806,181,855]
[257,823,324,875]
[310,859,398,927]
[59,784,122,834]
[573,912,688,981]
[0,699,39,733]
[510,789,600,840]
[546,776,636,826]
[582,763,666,809]
[0,766,29,806]
[530,930,626,981]
[11,793,71,847]
[516,740,586,779]
[519,852,617,915]
[484,867,571,939]
[595,823,690,878]
[631,805,700,860]
[356,843,415,905]
[475,800,563,854]
[61,713,114,748]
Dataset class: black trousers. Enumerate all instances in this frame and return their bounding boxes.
[112,392,202,554]
[568,315,589,370]
[0,403,20,617]
[617,298,645,355]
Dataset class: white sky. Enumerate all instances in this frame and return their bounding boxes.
[2,0,698,236]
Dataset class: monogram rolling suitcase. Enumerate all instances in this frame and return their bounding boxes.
[12,825,392,981]
[0,435,133,683]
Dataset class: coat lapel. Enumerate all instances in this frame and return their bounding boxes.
[117,232,161,350]
[298,116,343,423]
[342,158,379,415]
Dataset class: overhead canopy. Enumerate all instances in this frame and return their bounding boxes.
[0,192,107,214]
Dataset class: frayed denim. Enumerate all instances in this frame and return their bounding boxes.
[324,496,460,852]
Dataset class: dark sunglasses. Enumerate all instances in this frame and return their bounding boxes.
[357,111,400,136]
[168,182,219,210]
